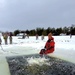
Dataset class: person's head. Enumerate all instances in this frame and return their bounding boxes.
[48,33,52,39]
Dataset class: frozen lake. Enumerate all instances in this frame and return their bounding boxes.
[0,35,75,75]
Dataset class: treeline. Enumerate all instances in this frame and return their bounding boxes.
[14,25,75,36]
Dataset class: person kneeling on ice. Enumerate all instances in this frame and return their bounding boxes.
[39,33,55,55]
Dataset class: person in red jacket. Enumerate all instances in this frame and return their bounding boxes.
[39,33,55,55]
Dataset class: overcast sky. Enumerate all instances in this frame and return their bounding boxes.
[0,0,75,32]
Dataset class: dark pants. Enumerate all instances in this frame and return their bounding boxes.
[39,49,46,54]
[39,47,54,55]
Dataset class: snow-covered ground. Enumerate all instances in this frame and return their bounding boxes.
[0,35,75,75]
[0,35,75,63]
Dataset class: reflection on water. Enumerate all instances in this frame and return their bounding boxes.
[6,54,75,75]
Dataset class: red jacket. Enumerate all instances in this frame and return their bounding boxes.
[39,37,55,55]
[44,37,55,54]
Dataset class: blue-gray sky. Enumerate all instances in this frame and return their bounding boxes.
[0,0,75,31]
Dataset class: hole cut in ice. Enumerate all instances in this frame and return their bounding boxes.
[6,54,75,75]
[26,56,51,66]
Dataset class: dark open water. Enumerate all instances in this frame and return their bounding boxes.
[6,54,75,75]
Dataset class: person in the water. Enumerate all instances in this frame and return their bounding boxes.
[39,32,55,55]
